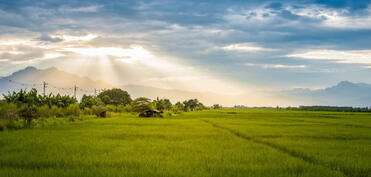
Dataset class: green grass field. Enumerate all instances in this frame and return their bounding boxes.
[0,110,370,177]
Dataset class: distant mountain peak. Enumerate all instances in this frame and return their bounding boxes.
[334,80,371,89]
[337,80,353,86]
[24,66,37,71]
[8,66,38,77]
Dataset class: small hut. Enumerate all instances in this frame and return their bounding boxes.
[95,110,106,118]
[139,109,163,118]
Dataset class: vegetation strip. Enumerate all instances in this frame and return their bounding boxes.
[202,119,350,177]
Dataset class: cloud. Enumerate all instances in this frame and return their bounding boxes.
[53,34,97,42]
[223,43,277,52]
[38,34,63,42]
[287,49,371,66]
[314,0,371,10]
[0,0,371,91]
[59,5,103,13]
[245,63,307,69]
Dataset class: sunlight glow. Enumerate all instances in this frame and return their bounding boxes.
[44,53,65,59]
[63,45,153,60]
[59,34,97,41]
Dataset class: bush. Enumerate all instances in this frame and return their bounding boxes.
[65,104,80,117]
[164,111,173,117]
[0,120,5,131]
[50,105,64,117]
[105,105,116,112]
[6,120,23,130]
[123,104,133,112]
[92,105,106,117]
[117,105,125,112]
[38,105,51,118]
[0,102,19,121]
[83,107,93,115]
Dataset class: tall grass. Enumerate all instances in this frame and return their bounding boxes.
[0,110,370,177]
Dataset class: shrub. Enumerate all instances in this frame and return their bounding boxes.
[83,107,93,115]
[6,120,23,130]
[123,104,133,112]
[0,120,5,131]
[92,105,106,117]
[38,105,51,118]
[0,102,19,121]
[50,105,64,117]
[164,111,173,117]
[105,105,116,112]
[65,104,80,117]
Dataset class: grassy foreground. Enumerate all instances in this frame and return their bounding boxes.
[0,110,370,177]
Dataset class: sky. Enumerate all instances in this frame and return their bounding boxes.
[1,0,371,94]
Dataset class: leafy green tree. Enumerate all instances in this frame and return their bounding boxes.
[131,97,152,113]
[153,97,172,111]
[18,105,38,128]
[182,99,207,111]
[3,89,40,106]
[172,102,184,114]
[80,95,103,109]
[183,99,199,111]
[98,88,132,106]
[212,104,222,109]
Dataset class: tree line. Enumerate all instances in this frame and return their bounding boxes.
[0,88,212,130]
[232,105,371,112]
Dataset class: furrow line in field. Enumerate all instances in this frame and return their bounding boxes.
[201,119,350,177]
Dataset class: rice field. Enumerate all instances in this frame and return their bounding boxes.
[0,110,370,177]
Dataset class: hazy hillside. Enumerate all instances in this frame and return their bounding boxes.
[0,66,112,97]
[121,85,246,106]
[0,67,237,105]
[1,67,370,107]
[276,81,371,107]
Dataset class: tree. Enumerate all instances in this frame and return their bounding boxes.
[182,99,207,111]
[183,99,199,111]
[97,88,132,106]
[153,97,172,111]
[18,105,38,128]
[3,89,40,106]
[212,104,222,109]
[80,95,103,109]
[172,101,185,113]
[131,97,152,113]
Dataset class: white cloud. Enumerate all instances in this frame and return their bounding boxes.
[287,49,371,66]
[43,53,65,59]
[245,63,307,69]
[223,43,277,52]
[288,5,371,29]
[227,3,371,30]
[52,34,97,42]
[59,5,103,13]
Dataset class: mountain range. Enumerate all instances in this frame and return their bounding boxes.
[0,66,370,107]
